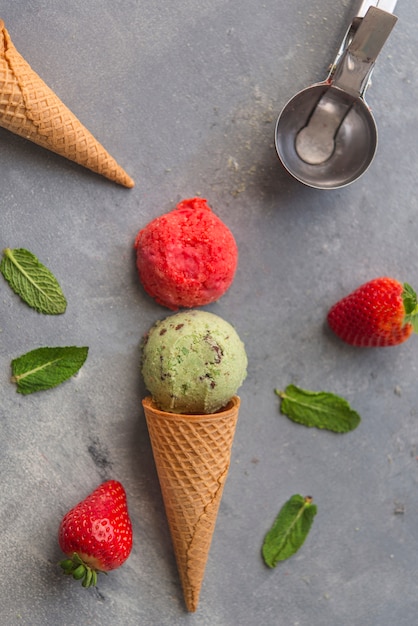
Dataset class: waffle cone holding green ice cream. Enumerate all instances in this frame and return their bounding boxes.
[141,311,247,611]
[0,19,134,187]
[142,395,240,612]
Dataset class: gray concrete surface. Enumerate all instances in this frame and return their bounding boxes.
[1,1,417,624]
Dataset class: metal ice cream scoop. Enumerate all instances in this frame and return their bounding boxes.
[275,0,398,189]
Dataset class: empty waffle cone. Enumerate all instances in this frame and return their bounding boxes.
[0,19,134,187]
[142,395,240,612]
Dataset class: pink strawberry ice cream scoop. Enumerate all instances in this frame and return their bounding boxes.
[134,197,238,310]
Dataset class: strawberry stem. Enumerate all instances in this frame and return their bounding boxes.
[59,552,101,588]
[402,283,418,333]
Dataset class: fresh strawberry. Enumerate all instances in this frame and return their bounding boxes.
[58,480,133,587]
[327,277,418,347]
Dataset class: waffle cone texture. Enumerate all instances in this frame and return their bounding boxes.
[0,19,134,187]
[142,395,240,612]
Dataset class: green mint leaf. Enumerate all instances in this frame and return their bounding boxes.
[262,494,317,567]
[402,283,418,333]
[275,384,361,433]
[0,248,67,314]
[11,346,88,394]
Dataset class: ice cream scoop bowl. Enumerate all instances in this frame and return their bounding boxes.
[275,2,398,189]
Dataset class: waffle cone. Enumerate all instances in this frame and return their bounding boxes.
[142,395,240,612]
[0,20,134,187]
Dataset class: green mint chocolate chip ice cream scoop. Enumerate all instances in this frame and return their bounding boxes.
[141,310,247,414]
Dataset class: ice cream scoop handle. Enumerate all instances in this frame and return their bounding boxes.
[331,7,398,97]
[356,0,397,17]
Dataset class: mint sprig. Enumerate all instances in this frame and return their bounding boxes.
[0,247,67,314]
[262,494,317,567]
[275,384,361,433]
[11,346,88,394]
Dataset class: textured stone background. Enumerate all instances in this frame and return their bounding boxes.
[1,1,417,624]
